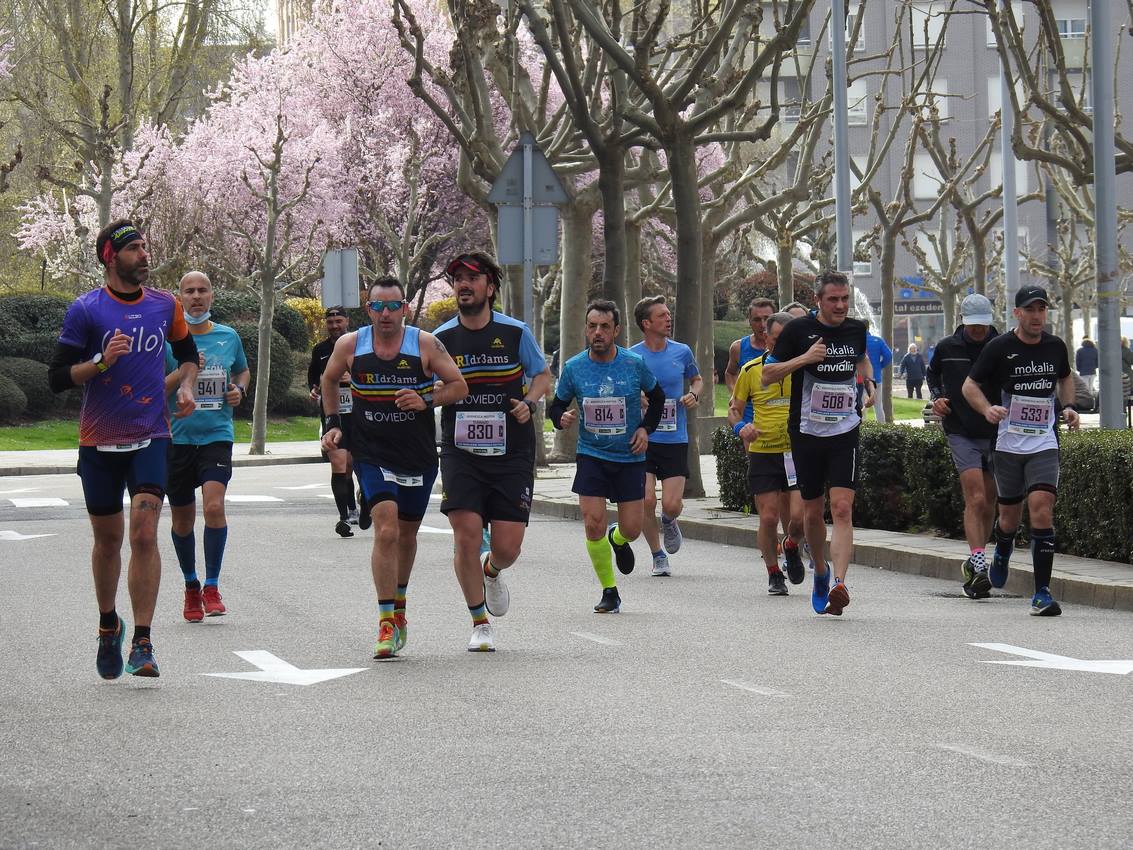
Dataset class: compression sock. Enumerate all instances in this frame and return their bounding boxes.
[99,610,119,630]
[203,525,227,586]
[379,599,395,625]
[170,529,197,584]
[330,473,352,520]
[969,548,987,571]
[993,522,1015,566]
[1030,528,1056,591]
[394,584,408,618]
[469,601,489,626]
[586,536,617,590]
[132,625,151,643]
[484,557,500,578]
[611,525,630,546]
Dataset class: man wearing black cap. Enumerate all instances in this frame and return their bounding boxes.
[926,292,999,599]
[308,307,358,536]
[963,285,1079,616]
[434,252,551,637]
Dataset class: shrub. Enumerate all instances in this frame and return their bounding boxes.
[211,291,309,353]
[420,296,458,331]
[0,373,28,423]
[0,294,73,336]
[1057,430,1133,564]
[711,426,750,512]
[285,296,323,351]
[272,301,310,353]
[231,322,294,415]
[0,357,58,418]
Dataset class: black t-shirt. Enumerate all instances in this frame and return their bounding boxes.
[771,314,867,437]
[307,338,335,390]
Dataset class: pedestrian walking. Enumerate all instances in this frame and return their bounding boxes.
[899,343,927,399]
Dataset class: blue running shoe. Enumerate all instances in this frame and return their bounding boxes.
[125,638,160,677]
[812,564,831,615]
[1029,587,1062,617]
[989,550,1009,588]
[96,615,126,680]
[480,527,491,557]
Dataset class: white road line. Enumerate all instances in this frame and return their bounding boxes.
[278,484,326,490]
[0,530,57,541]
[9,498,67,508]
[418,525,453,535]
[720,679,790,697]
[0,488,38,495]
[570,631,621,646]
[225,495,284,503]
[933,744,1028,768]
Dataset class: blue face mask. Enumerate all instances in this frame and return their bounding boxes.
[185,310,211,326]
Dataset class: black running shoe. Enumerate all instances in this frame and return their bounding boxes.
[607,524,634,575]
[782,538,805,584]
[357,489,372,531]
[594,586,621,613]
[768,571,789,596]
[335,519,354,538]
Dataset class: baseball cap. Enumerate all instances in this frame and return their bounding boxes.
[1015,286,1049,308]
[324,307,346,318]
[959,293,994,325]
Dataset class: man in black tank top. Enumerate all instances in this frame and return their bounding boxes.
[434,253,552,630]
[320,278,468,659]
[308,307,358,537]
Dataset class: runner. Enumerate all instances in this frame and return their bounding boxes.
[435,252,551,633]
[962,286,1078,616]
[761,271,874,616]
[548,299,666,613]
[729,311,806,595]
[308,307,358,537]
[47,219,199,678]
[724,297,775,424]
[320,277,469,657]
[628,296,702,577]
[926,293,999,600]
[164,271,250,621]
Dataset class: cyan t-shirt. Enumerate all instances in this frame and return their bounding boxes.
[555,346,658,462]
[629,339,699,445]
[165,323,248,445]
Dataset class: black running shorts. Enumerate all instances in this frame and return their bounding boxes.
[788,430,859,500]
[645,441,689,481]
[571,454,646,503]
[166,441,234,508]
[77,438,169,515]
[747,451,792,496]
[439,450,534,524]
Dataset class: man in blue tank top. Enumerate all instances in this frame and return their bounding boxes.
[320,278,469,658]
[725,297,775,424]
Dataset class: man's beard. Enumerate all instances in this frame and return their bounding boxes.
[119,262,149,287]
[458,295,488,316]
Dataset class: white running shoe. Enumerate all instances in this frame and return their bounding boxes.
[651,552,671,577]
[347,507,360,526]
[467,622,495,652]
[662,517,683,554]
[482,554,510,617]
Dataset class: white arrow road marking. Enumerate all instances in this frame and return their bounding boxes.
[225,495,284,503]
[203,651,366,686]
[971,643,1133,675]
[933,744,1028,768]
[279,484,326,490]
[9,497,67,508]
[0,488,38,495]
[570,631,621,646]
[720,679,790,697]
[419,525,453,535]
[0,530,57,541]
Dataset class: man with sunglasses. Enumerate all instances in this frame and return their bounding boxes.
[308,306,359,537]
[434,253,551,632]
[321,278,468,658]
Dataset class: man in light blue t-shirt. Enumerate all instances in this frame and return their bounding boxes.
[163,272,250,623]
[549,300,666,614]
[629,296,702,577]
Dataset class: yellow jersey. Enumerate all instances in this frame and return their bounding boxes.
[732,353,791,453]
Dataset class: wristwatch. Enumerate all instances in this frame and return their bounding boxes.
[523,399,538,415]
[92,353,109,373]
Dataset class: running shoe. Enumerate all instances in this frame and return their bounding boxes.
[125,637,160,677]
[1029,587,1062,617]
[651,552,671,577]
[96,615,126,680]
[594,586,621,613]
[607,524,635,575]
[373,621,398,659]
[203,585,226,617]
[782,537,805,585]
[961,559,992,600]
[811,564,831,614]
[768,571,789,596]
[662,517,683,554]
[357,489,372,531]
[394,613,407,652]
[989,549,1009,589]
[479,528,491,557]
[483,554,510,617]
[825,579,850,616]
[335,519,354,538]
[347,507,360,527]
[183,586,204,622]
[467,623,495,652]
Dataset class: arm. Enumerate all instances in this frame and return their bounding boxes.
[547,394,575,430]
[681,373,704,408]
[48,332,132,392]
[319,334,355,451]
[1057,375,1080,429]
[926,346,952,416]
[762,341,825,386]
[225,368,251,407]
[420,332,468,407]
[509,367,552,425]
[167,328,199,419]
[962,376,1005,423]
[880,341,893,371]
[856,357,875,407]
[724,340,741,390]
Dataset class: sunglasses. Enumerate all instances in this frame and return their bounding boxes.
[368,299,405,313]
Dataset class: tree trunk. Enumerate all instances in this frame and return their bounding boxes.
[776,233,794,308]
[250,274,276,456]
[625,221,642,346]
[1060,284,1074,351]
[880,229,897,422]
[597,145,628,344]
[942,291,957,333]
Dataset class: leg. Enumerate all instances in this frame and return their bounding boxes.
[88,513,125,615]
[755,491,783,574]
[126,494,163,629]
[486,519,526,571]
[828,487,856,582]
[328,447,354,527]
[396,516,421,585]
[1026,488,1057,596]
[642,472,661,554]
[614,499,644,542]
[958,468,992,553]
[370,501,401,601]
[450,509,490,606]
[802,496,828,570]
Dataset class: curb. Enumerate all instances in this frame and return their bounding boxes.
[0,454,323,478]
[528,497,1133,613]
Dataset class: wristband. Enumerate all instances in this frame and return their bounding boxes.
[325,414,342,431]
[237,384,248,399]
[691,391,699,402]
[732,421,745,436]
[523,399,537,415]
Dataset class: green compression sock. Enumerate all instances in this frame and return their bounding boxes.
[611,525,629,546]
[586,536,617,589]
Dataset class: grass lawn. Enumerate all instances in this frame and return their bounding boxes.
[0,416,322,451]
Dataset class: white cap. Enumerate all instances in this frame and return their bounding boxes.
[960,293,993,326]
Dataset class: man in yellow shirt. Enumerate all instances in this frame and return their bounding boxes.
[728,311,806,595]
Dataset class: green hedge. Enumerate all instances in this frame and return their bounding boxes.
[231,323,294,415]
[0,357,58,418]
[212,291,310,353]
[0,373,28,423]
[712,422,1132,564]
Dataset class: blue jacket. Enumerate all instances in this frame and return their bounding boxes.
[866,333,893,379]
[1075,343,1098,376]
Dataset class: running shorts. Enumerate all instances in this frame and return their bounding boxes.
[947,434,993,474]
[439,451,534,525]
[992,449,1060,504]
[645,441,689,481]
[77,438,169,516]
[572,454,646,503]
[166,441,233,507]
[747,451,796,496]
[355,461,438,522]
[788,430,859,501]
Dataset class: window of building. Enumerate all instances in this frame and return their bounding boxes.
[853,230,873,276]
[912,2,946,50]
[781,77,803,123]
[990,151,1030,195]
[1056,18,1086,39]
[914,79,950,122]
[829,3,865,52]
[986,1,1023,47]
[847,78,868,125]
[913,153,943,200]
[1063,69,1092,113]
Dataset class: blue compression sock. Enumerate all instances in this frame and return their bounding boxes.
[203,525,228,586]
[171,529,197,584]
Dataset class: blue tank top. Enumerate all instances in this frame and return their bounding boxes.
[738,336,765,424]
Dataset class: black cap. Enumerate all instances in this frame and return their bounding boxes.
[1015,286,1049,308]
[324,307,346,318]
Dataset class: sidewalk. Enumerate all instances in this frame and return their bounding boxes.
[3,444,1130,612]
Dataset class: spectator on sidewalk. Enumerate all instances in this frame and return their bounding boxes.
[1075,338,1098,393]
[863,319,893,423]
[898,343,927,399]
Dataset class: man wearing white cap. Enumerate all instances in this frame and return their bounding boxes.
[926,293,999,599]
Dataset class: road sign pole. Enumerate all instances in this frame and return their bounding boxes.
[523,137,535,328]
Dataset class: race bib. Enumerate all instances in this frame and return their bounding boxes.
[337,383,353,414]
[784,451,798,487]
[582,397,627,435]
[195,365,227,411]
[455,410,507,456]
[1007,394,1053,436]
[808,382,856,422]
[381,468,424,487]
[97,439,151,453]
[657,398,678,432]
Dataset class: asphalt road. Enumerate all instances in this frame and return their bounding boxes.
[2,464,1131,849]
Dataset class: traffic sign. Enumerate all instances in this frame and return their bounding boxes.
[320,248,360,309]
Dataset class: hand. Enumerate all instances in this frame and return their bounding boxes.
[862,384,875,408]
[173,385,195,418]
[1063,407,1080,430]
[309,387,321,402]
[559,407,578,429]
[103,328,131,366]
[985,405,1008,424]
[932,397,952,416]
[509,397,532,424]
[321,427,342,452]
[394,387,426,411]
[629,426,649,454]
[801,340,827,365]
[224,383,243,407]
[198,352,206,369]
[738,423,759,448]
[680,392,698,409]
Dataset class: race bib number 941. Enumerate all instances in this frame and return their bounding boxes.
[195,365,227,411]
[582,397,627,435]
